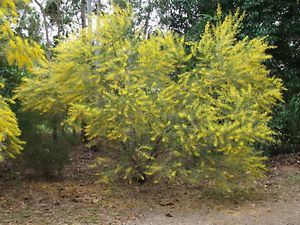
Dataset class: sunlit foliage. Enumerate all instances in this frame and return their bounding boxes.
[0,0,45,69]
[0,84,24,161]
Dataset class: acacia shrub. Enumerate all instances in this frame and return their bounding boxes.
[16,7,283,193]
[0,86,23,161]
[0,0,45,161]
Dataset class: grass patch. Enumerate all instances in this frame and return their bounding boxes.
[286,175,300,184]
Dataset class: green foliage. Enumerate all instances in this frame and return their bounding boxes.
[235,0,300,148]
[18,111,72,177]
[17,7,283,193]
[271,94,300,148]
[22,134,71,178]
[155,0,235,40]
[0,62,28,98]
[44,0,84,40]
[21,133,70,177]
[15,1,43,42]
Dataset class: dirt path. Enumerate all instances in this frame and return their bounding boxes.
[126,201,300,225]
[126,165,300,225]
[0,150,299,225]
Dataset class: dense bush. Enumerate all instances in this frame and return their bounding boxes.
[17,7,283,193]
[17,111,76,178]
[21,134,70,178]
[269,95,300,154]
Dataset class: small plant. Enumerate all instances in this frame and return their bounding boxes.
[18,111,72,178]
[21,134,70,178]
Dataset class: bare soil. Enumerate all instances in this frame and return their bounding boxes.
[0,148,299,225]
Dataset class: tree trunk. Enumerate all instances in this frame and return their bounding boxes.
[87,0,92,32]
[56,0,63,40]
[81,0,87,28]
[97,0,102,15]
[80,121,88,144]
[52,116,58,141]
[143,0,153,38]
[33,0,51,59]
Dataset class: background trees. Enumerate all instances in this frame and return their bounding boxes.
[240,0,300,148]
